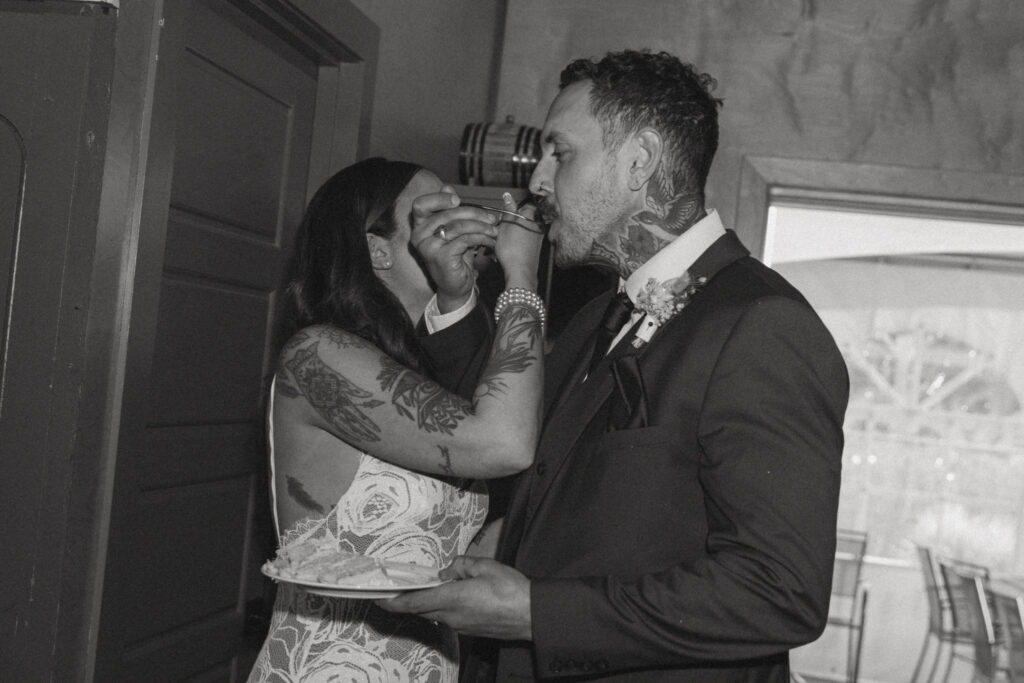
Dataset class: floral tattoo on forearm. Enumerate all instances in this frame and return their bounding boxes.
[377,356,468,435]
[284,342,384,443]
[476,304,540,400]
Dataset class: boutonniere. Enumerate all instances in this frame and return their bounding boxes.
[632,272,707,347]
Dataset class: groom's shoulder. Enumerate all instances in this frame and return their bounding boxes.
[709,255,813,310]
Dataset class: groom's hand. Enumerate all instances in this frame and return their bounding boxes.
[377,556,532,641]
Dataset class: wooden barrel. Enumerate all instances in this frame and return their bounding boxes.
[458,120,541,188]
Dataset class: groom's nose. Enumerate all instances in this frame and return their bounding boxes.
[528,156,553,197]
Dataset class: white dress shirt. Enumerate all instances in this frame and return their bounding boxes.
[608,209,726,351]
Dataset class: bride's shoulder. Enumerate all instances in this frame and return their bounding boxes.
[281,324,374,359]
[273,326,383,388]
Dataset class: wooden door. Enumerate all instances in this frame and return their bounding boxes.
[95,1,318,679]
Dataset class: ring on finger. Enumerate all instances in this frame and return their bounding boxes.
[435,226,448,241]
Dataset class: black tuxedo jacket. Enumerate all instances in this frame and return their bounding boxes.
[418,301,494,399]
[433,231,849,682]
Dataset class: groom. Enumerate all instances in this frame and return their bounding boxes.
[391,49,850,681]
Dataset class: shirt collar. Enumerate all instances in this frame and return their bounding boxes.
[622,209,725,303]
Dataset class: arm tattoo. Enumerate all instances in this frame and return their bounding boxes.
[276,377,300,398]
[476,305,539,400]
[286,475,327,515]
[275,330,312,397]
[281,330,311,356]
[319,326,369,349]
[436,444,455,476]
[285,342,384,443]
[377,355,469,435]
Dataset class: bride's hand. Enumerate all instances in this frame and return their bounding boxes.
[411,188,499,312]
[495,193,544,291]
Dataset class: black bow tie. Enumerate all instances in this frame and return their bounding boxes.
[587,291,635,375]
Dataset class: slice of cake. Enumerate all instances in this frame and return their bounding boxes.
[265,537,390,586]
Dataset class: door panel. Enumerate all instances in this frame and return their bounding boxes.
[172,50,291,236]
[97,1,318,679]
[150,274,269,424]
[124,478,251,639]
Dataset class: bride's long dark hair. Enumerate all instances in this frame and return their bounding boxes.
[278,157,429,373]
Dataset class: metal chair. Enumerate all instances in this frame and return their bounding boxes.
[937,558,993,683]
[911,546,975,682]
[828,529,869,683]
[956,571,999,683]
[994,591,1024,682]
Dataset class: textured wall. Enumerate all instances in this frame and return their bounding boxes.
[497,0,1024,227]
[350,0,506,182]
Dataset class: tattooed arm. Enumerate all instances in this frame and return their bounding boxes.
[275,299,542,480]
[272,194,544,528]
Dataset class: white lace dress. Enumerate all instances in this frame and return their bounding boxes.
[248,390,488,682]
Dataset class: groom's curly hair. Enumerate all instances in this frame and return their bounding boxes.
[559,49,723,198]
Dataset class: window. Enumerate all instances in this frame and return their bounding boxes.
[768,205,1024,573]
[738,158,1024,681]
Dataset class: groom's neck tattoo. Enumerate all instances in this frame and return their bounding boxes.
[285,341,384,444]
[635,163,703,237]
[585,239,628,278]
[377,355,468,435]
[619,220,670,274]
[597,164,705,277]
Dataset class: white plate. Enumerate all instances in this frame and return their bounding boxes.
[261,562,445,600]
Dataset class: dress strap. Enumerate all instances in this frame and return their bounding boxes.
[267,375,281,539]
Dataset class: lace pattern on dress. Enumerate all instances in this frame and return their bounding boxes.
[248,379,488,683]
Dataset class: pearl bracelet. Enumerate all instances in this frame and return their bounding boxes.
[494,287,547,328]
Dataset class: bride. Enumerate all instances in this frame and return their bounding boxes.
[248,157,545,682]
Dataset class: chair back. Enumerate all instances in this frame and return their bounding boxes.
[957,571,997,682]
[916,545,947,634]
[995,592,1024,682]
[938,558,990,637]
[829,529,869,683]
[832,529,868,599]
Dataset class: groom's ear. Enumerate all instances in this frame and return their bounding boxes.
[622,127,663,191]
[626,128,663,192]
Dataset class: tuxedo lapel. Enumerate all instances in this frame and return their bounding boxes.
[499,290,611,561]
[545,290,614,419]
[517,325,651,545]
[519,360,618,540]
[610,355,647,430]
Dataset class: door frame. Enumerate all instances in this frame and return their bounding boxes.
[56,1,379,680]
